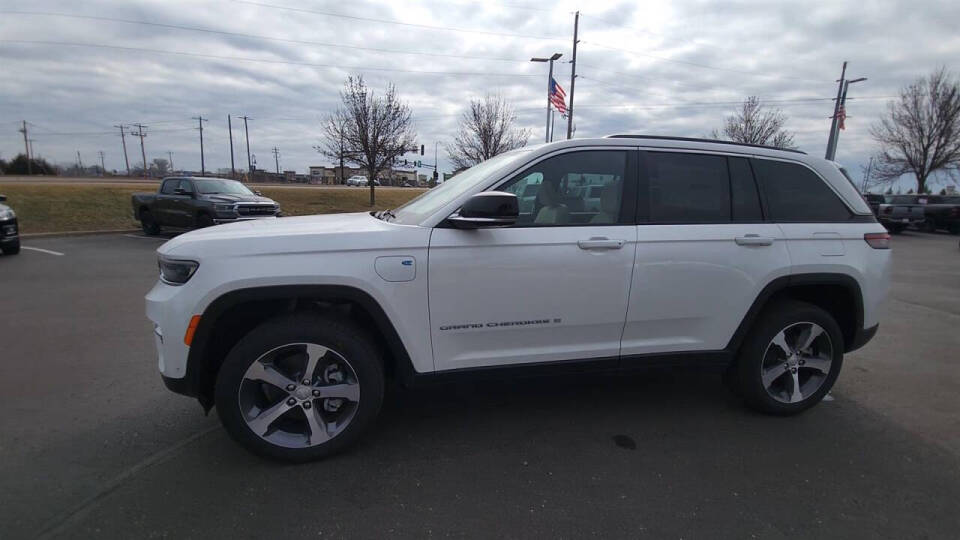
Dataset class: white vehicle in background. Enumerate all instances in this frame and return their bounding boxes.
[345,175,368,186]
[345,175,380,187]
[147,135,891,462]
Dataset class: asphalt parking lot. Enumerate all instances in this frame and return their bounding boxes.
[1,231,959,538]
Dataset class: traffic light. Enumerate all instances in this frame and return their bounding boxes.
[420,144,425,155]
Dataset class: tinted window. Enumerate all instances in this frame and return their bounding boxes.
[753,159,851,222]
[647,152,730,223]
[498,150,628,226]
[160,179,178,194]
[729,157,762,222]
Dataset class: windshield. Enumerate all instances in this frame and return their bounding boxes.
[192,178,254,195]
[389,149,532,225]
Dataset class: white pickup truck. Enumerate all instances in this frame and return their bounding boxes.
[147,135,890,462]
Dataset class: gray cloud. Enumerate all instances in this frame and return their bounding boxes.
[1,0,957,190]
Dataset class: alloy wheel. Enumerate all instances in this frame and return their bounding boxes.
[760,322,833,404]
[238,342,361,448]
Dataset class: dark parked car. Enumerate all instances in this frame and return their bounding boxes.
[0,194,20,255]
[132,177,280,235]
[922,195,960,234]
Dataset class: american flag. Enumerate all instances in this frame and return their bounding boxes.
[550,78,567,114]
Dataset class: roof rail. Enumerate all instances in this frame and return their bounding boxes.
[605,134,806,154]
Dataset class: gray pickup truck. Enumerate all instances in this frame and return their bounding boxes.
[132,177,280,235]
[877,195,927,233]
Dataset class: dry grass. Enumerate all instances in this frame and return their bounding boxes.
[0,183,425,234]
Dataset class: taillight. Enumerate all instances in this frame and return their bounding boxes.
[864,232,891,249]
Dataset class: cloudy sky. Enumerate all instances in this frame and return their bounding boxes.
[1,0,958,190]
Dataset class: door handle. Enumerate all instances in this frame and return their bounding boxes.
[735,234,774,246]
[578,237,625,250]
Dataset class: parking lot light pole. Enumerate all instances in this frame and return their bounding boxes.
[531,53,562,143]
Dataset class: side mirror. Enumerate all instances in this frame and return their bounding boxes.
[0,194,6,202]
[449,192,518,229]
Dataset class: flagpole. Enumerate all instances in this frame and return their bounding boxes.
[545,60,555,143]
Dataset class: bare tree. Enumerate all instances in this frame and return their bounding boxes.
[315,114,350,185]
[320,76,416,206]
[446,94,530,170]
[711,96,796,149]
[871,68,960,194]
[150,158,170,177]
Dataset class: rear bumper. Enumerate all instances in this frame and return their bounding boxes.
[848,323,879,353]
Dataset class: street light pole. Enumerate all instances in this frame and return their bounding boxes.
[531,53,562,143]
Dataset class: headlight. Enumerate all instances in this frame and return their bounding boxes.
[0,207,15,220]
[214,204,236,214]
[158,256,199,285]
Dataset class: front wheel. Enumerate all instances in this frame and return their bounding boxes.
[140,210,161,236]
[734,300,843,415]
[215,312,385,462]
[1,239,20,255]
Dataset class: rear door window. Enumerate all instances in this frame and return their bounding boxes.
[752,159,851,222]
[646,152,730,223]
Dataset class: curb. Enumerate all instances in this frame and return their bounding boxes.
[20,229,141,239]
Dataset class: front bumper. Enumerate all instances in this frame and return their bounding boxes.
[213,215,278,225]
[0,217,19,243]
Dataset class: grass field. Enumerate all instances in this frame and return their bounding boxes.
[0,183,426,234]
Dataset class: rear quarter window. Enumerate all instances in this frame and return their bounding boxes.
[752,159,852,222]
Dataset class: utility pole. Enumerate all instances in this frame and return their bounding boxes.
[530,52,562,143]
[193,115,207,176]
[167,151,175,173]
[566,10,580,140]
[272,146,280,174]
[19,121,32,175]
[824,62,867,161]
[99,151,106,176]
[825,62,847,161]
[861,156,874,193]
[76,151,84,173]
[28,140,36,161]
[240,115,253,179]
[131,123,147,179]
[228,114,236,178]
[114,124,130,176]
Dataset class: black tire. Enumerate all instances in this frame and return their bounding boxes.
[1,239,20,255]
[949,223,960,235]
[734,300,844,416]
[924,219,938,233]
[215,312,385,462]
[140,210,161,236]
[195,213,215,229]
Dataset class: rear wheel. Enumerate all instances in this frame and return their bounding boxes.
[734,300,843,415]
[924,219,938,233]
[140,210,161,235]
[215,312,384,462]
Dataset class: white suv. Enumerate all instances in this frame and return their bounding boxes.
[147,135,891,462]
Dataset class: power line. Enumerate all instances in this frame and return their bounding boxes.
[580,40,829,84]
[0,10,529,64]
[0,40,542,78]
[230,0,567,41]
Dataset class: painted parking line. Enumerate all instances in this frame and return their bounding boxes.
[21,246,65,256]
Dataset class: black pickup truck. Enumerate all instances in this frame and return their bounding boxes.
[922,195,960,234]
[132,177,280,235]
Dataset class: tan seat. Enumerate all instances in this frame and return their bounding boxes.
[534,182,569,225]
[590,184,621,224]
